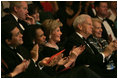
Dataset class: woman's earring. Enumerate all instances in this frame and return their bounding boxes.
[49,35,51,39]
[33,40,35,45]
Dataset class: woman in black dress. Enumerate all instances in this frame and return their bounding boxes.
[23,23,100,78]
[41,19,100,77]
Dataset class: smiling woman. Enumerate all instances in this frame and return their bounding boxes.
[38,19,100,78]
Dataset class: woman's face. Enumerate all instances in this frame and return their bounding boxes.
[92,21,102,38]
[32,10,40,22]
[50,27,62,43]
[35,28,46,45]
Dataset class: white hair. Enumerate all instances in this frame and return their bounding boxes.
[73,14,91,30]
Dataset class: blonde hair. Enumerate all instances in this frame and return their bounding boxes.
[42,19,63,40]
[92,18,102,27]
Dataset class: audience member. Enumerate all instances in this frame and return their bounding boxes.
[94,1,117,42]
[56,1,81,37]
[2,58,30,78]
[65,14,116,77]
[107,1,117,22]
[1,1,117,78]
[87,1,96,17]
[2,1,35,33]
[88,18,117,73]
[23,24,46,51]
[41,19,100,78]
[28,4,41,25]
[1,22,50,78]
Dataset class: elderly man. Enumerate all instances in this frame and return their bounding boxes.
[2,1,34,33]
[65,14,117,78]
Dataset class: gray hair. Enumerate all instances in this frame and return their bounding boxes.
[73,14,91,30]
[9,1,26,12]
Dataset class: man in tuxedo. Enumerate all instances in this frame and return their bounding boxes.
[94,1,117,42]
[2,1,35,33]
[1,22,50,78]
[65,14,117,77]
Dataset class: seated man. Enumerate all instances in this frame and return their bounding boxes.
[65,14,117,78]
[1,22,50,78]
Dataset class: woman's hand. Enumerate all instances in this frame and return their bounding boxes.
[40,54,63,67]
[57,57,69,66]
[104,40,117,57]
[24,14,35,25]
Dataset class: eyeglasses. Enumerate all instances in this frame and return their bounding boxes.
[84,22,93,26]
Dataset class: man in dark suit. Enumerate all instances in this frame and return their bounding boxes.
[2,1,35,33]
[1,22,50,78]
[94,1,117,42]
[65,14,117,77]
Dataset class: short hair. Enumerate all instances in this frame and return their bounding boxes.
[28,4,39,16]
[1,21,17,43]
[23,24,44,50]
[94,1,108,8]
[9,1,26,12]
[42,19,63,40]
[73,14,91,30]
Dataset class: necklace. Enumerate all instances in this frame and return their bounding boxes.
[46,42,59,50]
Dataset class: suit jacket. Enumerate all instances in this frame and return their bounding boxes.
[1,43,49,78]
[65,32,105,67]
[65,33,117,77]
[102,18,117,41]
[2,14,28,33]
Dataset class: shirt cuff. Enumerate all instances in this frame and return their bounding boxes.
[38,61,44,70]
[101,53,105,63]
[32,58,37,67]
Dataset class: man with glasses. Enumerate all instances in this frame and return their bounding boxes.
[65,14,117,78]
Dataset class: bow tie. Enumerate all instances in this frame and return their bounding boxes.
[102,18,107,22]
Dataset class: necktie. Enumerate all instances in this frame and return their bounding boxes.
[17,19,25,31]
[18,19,22,24]
[83,37,95,54]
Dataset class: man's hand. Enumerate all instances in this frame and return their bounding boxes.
[10,59,30,77]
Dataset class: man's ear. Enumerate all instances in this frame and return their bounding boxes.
[77,24,82,31]
[5,39,12,45]
[14,6,18,12]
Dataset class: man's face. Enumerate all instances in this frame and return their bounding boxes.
[96,2,108,17]
[16,1,28,20]
[81,18,93,37]
[9,27,23,47]
[92,21,102,38]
